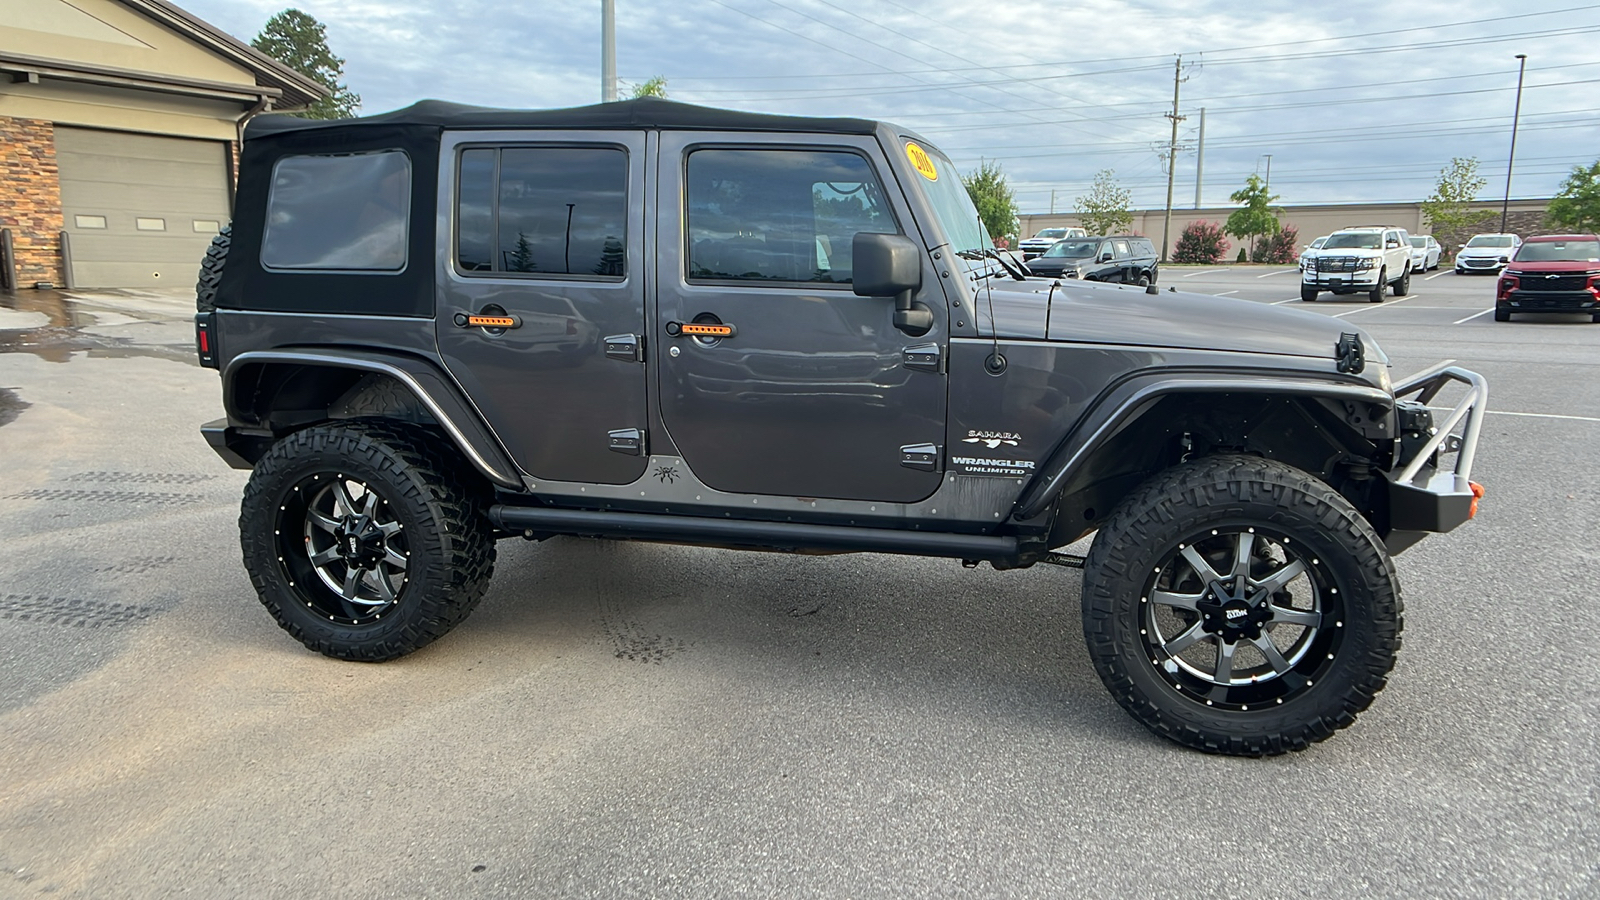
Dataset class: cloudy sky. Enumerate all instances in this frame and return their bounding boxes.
[184,0,1600,213]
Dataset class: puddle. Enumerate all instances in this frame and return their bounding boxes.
[0,387,28,428]
[0,289,196,366]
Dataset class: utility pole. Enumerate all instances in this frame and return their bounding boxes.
[1193,106,1205,209]
[602,0,617,102]
[1263,154,1273,194]
[1501,53,1528,234]
[1050,189,1057,215]
[1160,55,1186,264]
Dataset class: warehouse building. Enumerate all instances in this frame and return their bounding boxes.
[1,0,324,290]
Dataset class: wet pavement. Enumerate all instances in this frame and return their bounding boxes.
[0,287,198,368]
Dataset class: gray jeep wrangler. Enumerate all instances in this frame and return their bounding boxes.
[195,98,1487,756]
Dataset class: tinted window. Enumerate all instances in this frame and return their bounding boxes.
[1515,239,1600,262]
[687,148,896,284]
[1043,239,1097,258]
[262,151,410,271]
[1113,240,1131,257]
[455,146,628,278]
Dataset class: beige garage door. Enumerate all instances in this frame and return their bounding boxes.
[55,127,230,288]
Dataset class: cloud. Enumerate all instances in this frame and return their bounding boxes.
[181,0,1600,208]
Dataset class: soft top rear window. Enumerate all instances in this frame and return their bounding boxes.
[261,150,411,272]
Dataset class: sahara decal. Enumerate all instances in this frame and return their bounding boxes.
[962,430,1021,449]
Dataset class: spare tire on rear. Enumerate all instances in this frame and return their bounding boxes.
[195,224,231,313]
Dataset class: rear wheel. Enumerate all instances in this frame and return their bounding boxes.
[240,420,495,661]
[1081,455,1402,756]
[1368,270,1386,303]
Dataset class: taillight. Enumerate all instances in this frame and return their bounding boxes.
[1497,275,1517,301]
[195,312,218,369]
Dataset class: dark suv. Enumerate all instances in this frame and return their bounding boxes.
[1024,235,1158,285]
[195,98,1487,756]
[1495,234,1600,322]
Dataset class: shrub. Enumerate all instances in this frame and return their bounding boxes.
[1252,224,1300,264]
[1236,246,1248,263]
[1172,220,1231,264]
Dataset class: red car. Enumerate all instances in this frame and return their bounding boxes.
[1496,234,1600,322]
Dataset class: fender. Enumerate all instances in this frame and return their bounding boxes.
[1012,369,1393,520]
[222,349,523,489]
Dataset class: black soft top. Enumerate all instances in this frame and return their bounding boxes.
[245,96,881,140]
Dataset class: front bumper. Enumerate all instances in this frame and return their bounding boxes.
[1384,364,1488,554]
[1499,289,1599,312]
[1456,257,1506,273]
[1303,272,1380,290]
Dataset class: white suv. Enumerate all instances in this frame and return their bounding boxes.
[1020,226,1088,259]
[1301,226,1413,303]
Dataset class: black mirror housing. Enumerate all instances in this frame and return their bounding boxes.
[852,232,922,297]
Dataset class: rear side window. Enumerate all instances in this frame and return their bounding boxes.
[455,145,628,279]
[686,148,897,284]
[261,151,410,271]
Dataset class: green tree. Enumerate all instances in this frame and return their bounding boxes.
[509,232,537,273]
[1223,174,1281,258]
[252,9,360,119]
[961,160,1018,247]
[1074,169,1133,236]
[1421,157,1490,242]
[628,76,668,99]
[1547,159,1600,233]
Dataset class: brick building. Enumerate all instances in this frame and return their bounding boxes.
[1,0,323,290]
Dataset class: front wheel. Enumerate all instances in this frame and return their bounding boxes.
[240,420,496,661]
[1392,265,1410,297]
[1368,269,1386,303]
[1081,455,1402,756]
[1300,286,1318,303]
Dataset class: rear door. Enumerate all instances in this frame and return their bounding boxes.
[652,133,947,503]
[435,130,650,484]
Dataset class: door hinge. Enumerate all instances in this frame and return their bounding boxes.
[608,427,645,456]
[604,333,643,362]
[902,342,943,373]
[900,442,941,472]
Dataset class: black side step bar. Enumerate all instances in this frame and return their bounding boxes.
[488,505,1019,561]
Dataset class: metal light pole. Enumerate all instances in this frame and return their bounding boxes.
[1263,154,1272,194]
[601,0,617,102]
[1500,53,1528,234]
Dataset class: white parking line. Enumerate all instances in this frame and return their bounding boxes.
[1490,410,1600,423]
[1215,290,1239,296]
[1182,269,1225,277]
[1329,293,1422,318]
[1452,309,1494,325]
[1424,271,1449,281]
[1270,297,1299,305]
[1256,269,1299,278]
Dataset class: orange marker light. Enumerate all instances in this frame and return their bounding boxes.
[681,323,733,337]
[467,315,517,328]
[1469,481,1485,518]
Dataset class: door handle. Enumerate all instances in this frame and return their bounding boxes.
[665,321,736,339]
[452,312,521,330]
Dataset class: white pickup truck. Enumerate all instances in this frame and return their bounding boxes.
[1019,226,1088,259]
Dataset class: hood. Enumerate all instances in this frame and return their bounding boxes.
[1459,245,1513,259]
[972,277,1377,364]
[1505,259,1600,274]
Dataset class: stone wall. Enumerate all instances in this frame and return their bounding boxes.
[1432,207,1552,258]
[0,115,65,288]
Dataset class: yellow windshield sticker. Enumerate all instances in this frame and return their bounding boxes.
[906,142,938,181]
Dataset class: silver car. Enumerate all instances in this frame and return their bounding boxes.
[1409,234,1442,272]
[1298,235,1329,271]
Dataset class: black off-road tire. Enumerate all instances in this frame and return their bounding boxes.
[1137,274,1151,287]
[1392,265,1410,297]
[1081,454,1402,756]
[1301,286,1317,303]
[1495,309,1512,322]
[240,419,496,661]
[194,224,231,313]
[1368,269,1386,303]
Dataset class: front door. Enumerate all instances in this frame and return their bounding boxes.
[435,130,649,484]
[654,134,947,503]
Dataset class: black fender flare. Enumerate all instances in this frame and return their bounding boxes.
[222,349,523,489]
[1012,369,1393,520]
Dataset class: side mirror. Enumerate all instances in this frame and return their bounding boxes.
[853,232,931,335]
[1386,239,1400,248]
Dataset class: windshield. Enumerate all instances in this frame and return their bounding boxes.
[1515,239,1600,262]
[1323,233,1381,250]
[1466,235,1514,248]
[1043,239,1098,258]
[900,139,990,254]
[1409,237,1427,248]
[1034,229,1068,240]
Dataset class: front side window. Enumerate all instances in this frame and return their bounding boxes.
[686,148,896,284]
[262,151,410,271]
[456,145,628,278]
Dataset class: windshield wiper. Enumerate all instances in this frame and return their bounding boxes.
[956,248,1030,280]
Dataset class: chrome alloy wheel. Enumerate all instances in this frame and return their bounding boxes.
[1141,527,1343,711]
[279,473,409,624]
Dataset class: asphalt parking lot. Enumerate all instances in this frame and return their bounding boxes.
[0,270,1596,899]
